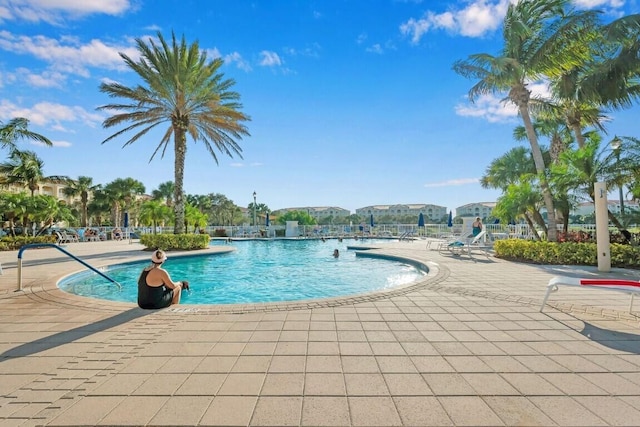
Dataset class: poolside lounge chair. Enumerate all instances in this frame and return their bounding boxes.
[437,230,492,260]
[541,276,640,313]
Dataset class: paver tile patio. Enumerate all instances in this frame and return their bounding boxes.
[0,239,638,426]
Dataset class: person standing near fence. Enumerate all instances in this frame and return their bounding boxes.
[472,217,483,237]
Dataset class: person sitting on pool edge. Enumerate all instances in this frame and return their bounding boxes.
[137,249,189,309]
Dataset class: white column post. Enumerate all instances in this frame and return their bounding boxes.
[594,181,611,272]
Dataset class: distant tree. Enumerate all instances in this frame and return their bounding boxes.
[63,176,101,227]
[99,31,250,235]
[277,210,315,225]
[0,149,68,196]
[139,200,172,234]
[102,178,145,227]
[185,203,208,232]
[151,181,175,206]
[87,189,113,226]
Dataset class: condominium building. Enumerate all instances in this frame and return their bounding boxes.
[355,204,447,222]
[271,206,351,222]
[456,202,496,219]
[0,180,80,205]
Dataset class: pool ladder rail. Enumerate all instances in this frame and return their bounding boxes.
[16,243,123,292]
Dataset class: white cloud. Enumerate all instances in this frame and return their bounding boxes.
[224,51,252,71]
[454,81,551,123]
[424,178,479,188]
[573,0,625,8]
[366,44,384,54]
[31,139,72,148]
[0,0,131,24]
[455,93,518,123]
[0,100,104,131]
[0,31,139,77]
[283,43,321,58]
[401,0,627,43]
[15,67,66,87]
[259,50,282,67]
[205,47,222,60]
[400,0,514,42]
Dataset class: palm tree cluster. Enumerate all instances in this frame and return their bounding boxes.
[455,0,640,242]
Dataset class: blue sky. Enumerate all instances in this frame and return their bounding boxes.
[1,0,638,215]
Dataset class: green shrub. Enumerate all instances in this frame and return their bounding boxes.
[494,240,640,268]
[0,235,57,251]
[139,233,210,251]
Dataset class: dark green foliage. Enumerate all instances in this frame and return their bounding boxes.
[494,239,640,268]
[0,235,56,251]
[140,233,210,251]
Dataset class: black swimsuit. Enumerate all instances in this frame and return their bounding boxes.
[137,269,173,309]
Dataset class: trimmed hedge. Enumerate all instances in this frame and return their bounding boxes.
[139,233,211,251]
[494,239,640,268]
[0,235,57,251]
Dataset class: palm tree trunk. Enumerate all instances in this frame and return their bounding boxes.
[173,129,186,235]
[518,103,558,242]
[570,121,586,149]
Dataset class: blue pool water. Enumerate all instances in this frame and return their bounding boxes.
[58,239,427,305]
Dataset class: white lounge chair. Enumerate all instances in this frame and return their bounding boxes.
[541,276,640,313]
[437,230,487,256]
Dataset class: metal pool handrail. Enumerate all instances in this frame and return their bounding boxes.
[16,243,123,292]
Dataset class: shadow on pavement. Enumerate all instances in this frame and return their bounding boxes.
[579,321,640,354]
[0,308,151,359]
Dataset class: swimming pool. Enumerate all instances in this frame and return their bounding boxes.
[58,239,427,305]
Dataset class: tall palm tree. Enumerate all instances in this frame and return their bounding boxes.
[453,0,598,241]
[62,176,101,227]
[98,31,251,234]
[0,118,52,151]
[0,149,68,196]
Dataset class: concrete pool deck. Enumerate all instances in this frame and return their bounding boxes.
[0,239,639,426]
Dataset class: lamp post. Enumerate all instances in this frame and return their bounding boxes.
[252,191,257,228]
[610,137,624,216]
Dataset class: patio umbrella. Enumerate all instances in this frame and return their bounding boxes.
[370,214,375,228]
[123,212,129,241]
[447,210,453,228]
[418,212,425,227]
[265,213,270,227]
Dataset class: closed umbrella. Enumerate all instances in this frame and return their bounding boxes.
[370,214,375,228]
[447,211,453,228]
[418,212,425,236]
[265,213,270,227]
[123,211,129,241]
